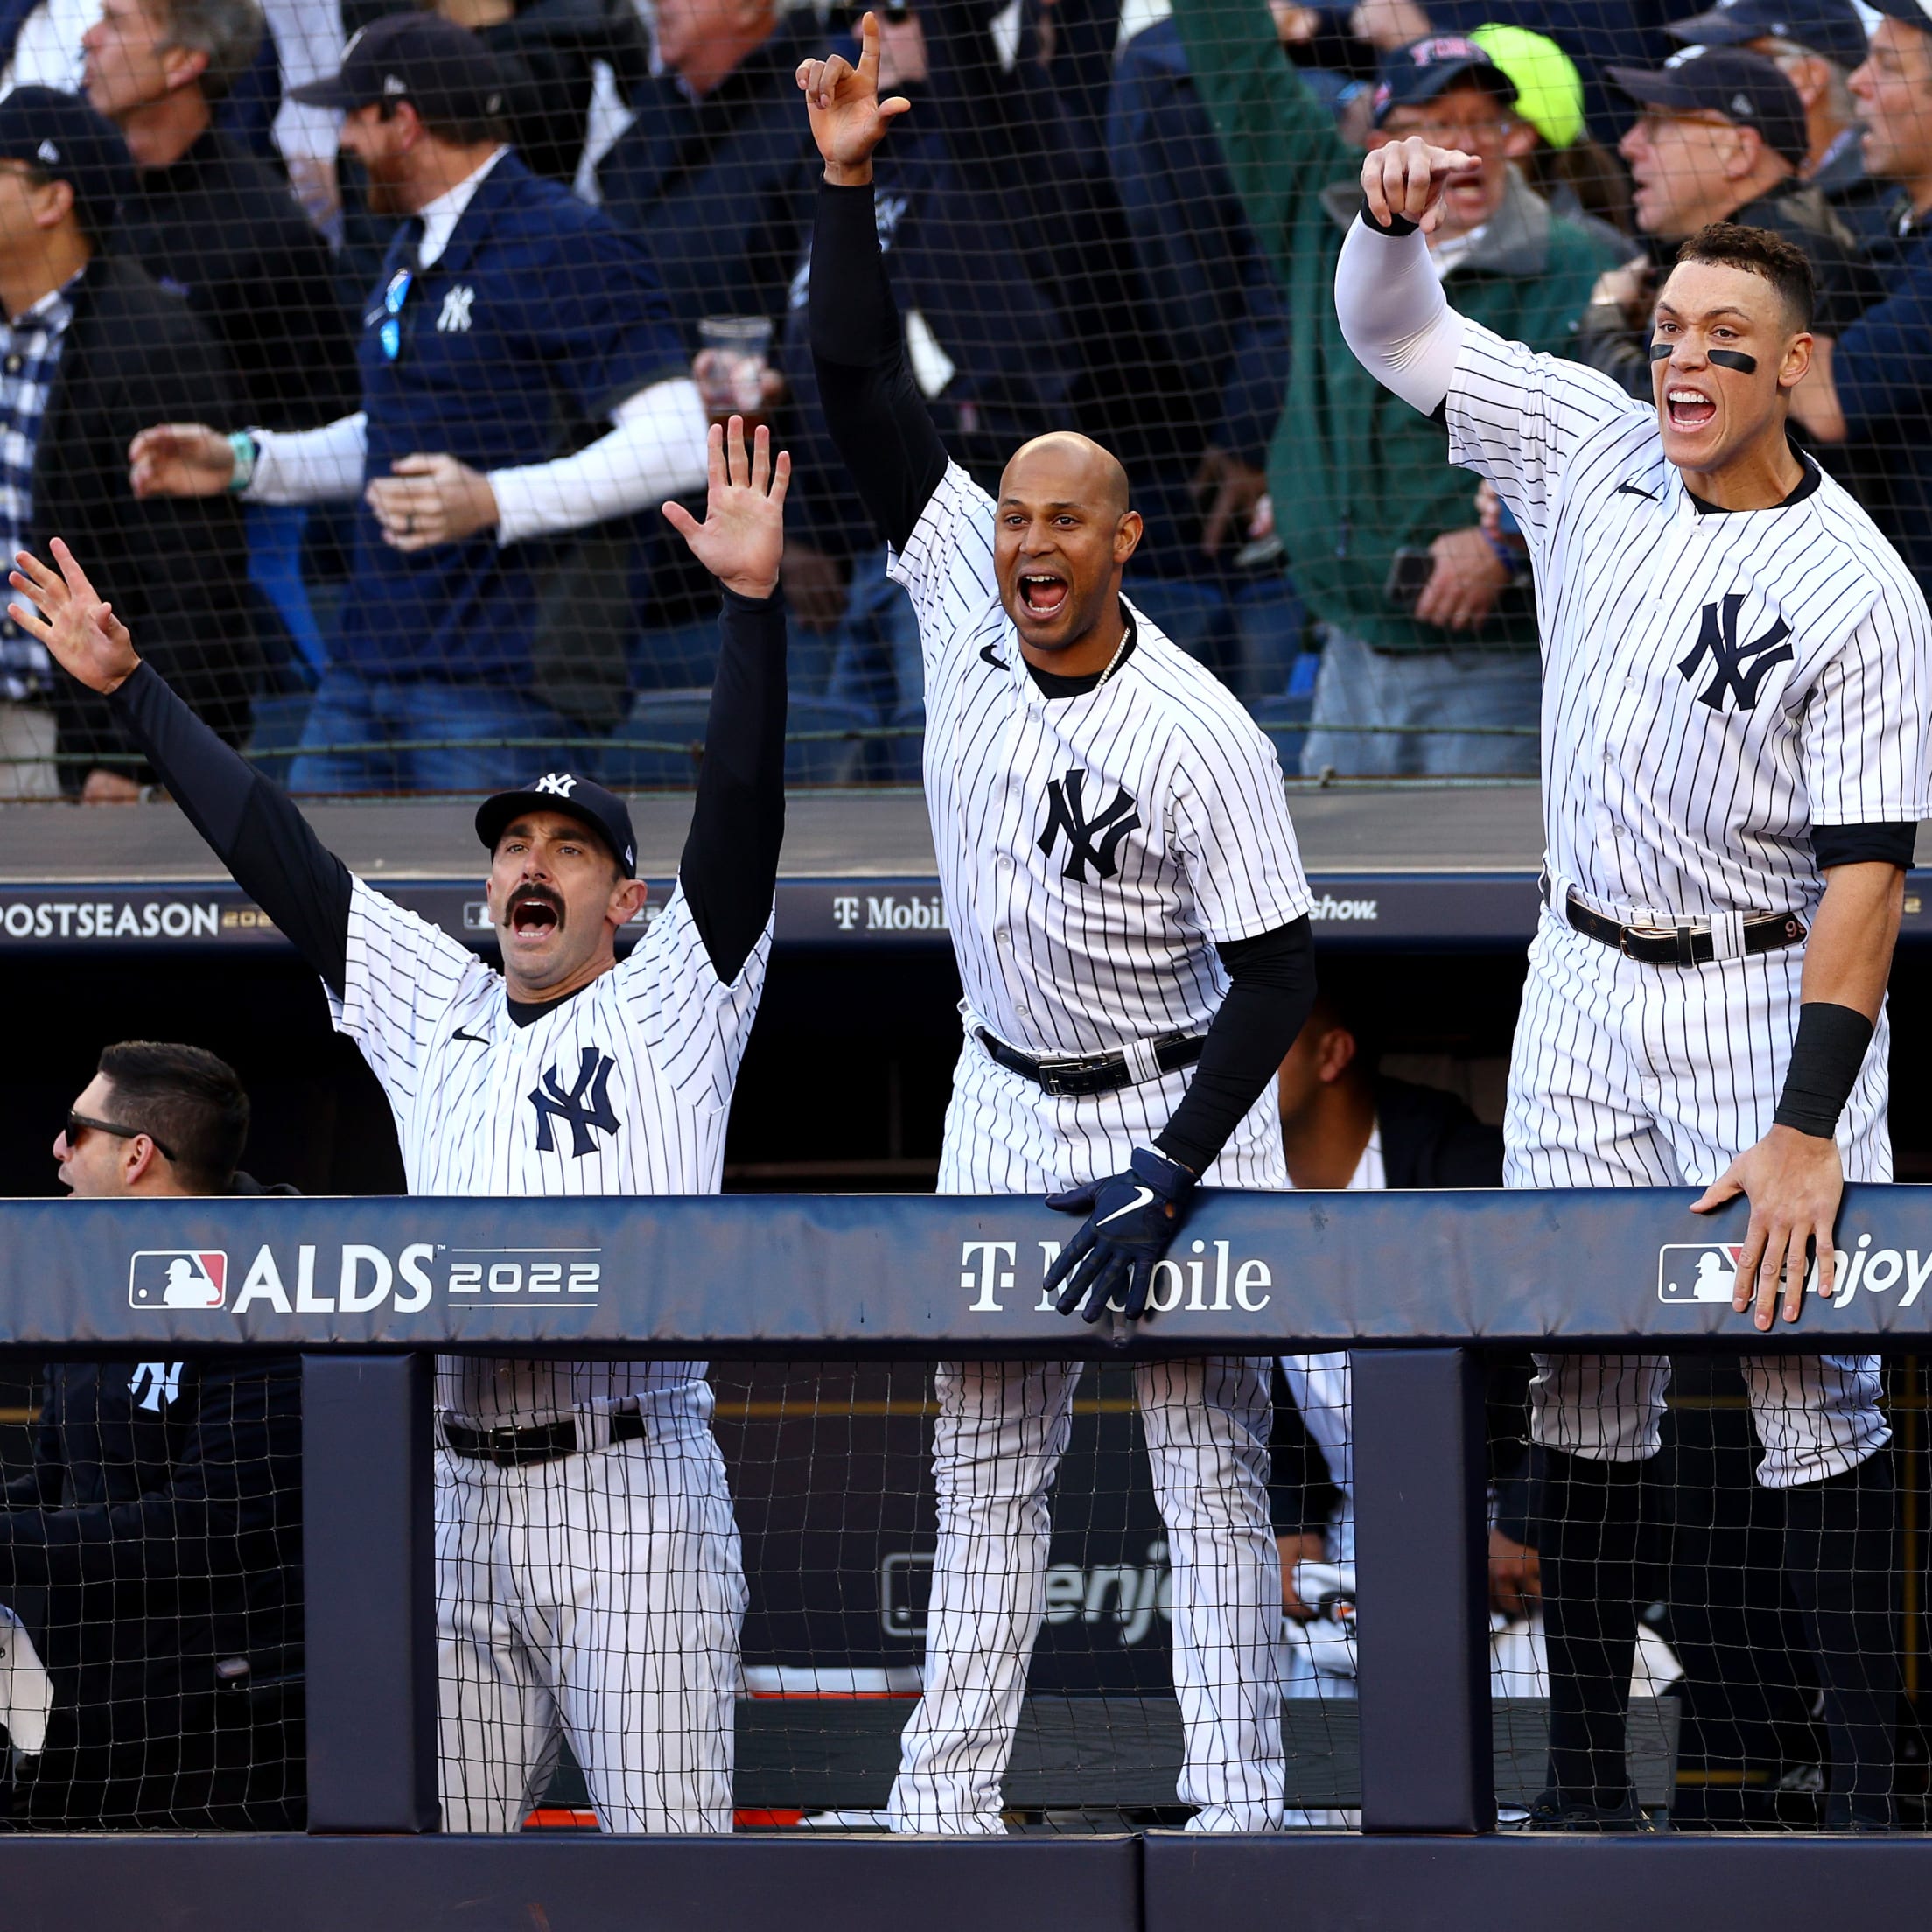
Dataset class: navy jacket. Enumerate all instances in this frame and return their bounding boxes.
[340,151,686,682]
[0,1175,303,1827]
[1107,19,1290,472]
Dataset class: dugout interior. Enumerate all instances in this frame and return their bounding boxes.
[1,786,1929,1830]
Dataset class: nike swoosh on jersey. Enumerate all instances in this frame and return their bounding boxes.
[452,1026,491,1045]
[979,644,1008,668]
[1096,1185,1156,1226]
[1614,480,1659,500]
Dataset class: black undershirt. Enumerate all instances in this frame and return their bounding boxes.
[106,586,788,1006]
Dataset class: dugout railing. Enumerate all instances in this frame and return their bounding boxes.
[6,1186,1932,1932]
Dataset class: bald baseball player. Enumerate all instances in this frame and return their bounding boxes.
[802,17,1318,1833]
[1340,130,1931,1829]
[13,416,792,1834]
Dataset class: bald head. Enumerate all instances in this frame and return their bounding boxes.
[999,431,1130,522]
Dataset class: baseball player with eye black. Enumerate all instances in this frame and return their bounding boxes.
[10,415,794,1834]
[801,17,1317,1834]
[1341,136,1932,1829]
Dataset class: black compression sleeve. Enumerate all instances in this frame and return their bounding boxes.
[1156,916,1315,1176]
[809,179,950,551]
[679,585,788,984]
[1812,822,1919,869]
[107,662,352,994]
[1774,1000,1874,1138]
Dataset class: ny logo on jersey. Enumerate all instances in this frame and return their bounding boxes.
[1038,769,1141,882]
[528,1048,621,1157]
[1676,593,1794,711]
[129,1362,183,1412]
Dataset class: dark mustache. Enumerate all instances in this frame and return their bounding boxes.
[507,885,565,919]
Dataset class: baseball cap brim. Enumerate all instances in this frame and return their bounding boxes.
[1375,57,1517,122]
[1867,0,1932,24]
[286,73,368,110]
[1606,63,1711,111]
[1664,6,1762,46]
[475,792,635,877]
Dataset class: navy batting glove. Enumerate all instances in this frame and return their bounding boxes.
[1044,1146,1197,1324]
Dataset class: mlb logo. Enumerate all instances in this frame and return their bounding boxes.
[1658,1243,1740,1304]
[129,1250,228,1310]
[1658,1242,1811,1305]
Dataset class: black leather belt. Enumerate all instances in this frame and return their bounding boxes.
[1549,880,1805,966]
[442,1408,645,1467]
[974,1026,1205,1098]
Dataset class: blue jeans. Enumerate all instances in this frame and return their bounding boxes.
[287,668,583,794]
[827,546,925,780]
[1298,624,1541,779]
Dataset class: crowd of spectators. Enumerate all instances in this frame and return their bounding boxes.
[0,0,1930,793]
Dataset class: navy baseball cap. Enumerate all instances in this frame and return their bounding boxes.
[0,87,133,237]
[477,773,637,878]
[1608,45,1810,168]
[289,13,508,123]
[1370,36,1518,127]
[1665,0,1870,71]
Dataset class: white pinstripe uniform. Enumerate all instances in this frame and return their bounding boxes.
[1445,320,1932,1488]
[885,462,1314,1834]
[331,876,770,1831]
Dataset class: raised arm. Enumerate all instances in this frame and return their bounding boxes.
[661,417,792,985]
[9,542,354,994]
[800,11,949,551]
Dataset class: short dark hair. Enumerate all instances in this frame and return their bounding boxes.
[95,1040,248,1190]
[1672,220,1816,334]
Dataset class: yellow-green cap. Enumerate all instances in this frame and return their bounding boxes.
[1468,24,1586,150]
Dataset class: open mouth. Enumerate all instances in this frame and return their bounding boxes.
[1666,387,1716,433]
[1018,572,1069,620]
[507,890,563,939]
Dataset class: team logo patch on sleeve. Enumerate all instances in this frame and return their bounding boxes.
[129,1250,228,1309]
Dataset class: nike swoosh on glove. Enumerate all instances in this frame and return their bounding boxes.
[1043,1146,1197,1324]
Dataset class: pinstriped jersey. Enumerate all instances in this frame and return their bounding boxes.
[889,461,1312,1058]
[1446,320,1932,922]
[329,877,769,1429]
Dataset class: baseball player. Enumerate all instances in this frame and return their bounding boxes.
[1340,139,1932,1829]
[800,18,1318,1834]
[11,416,794,1833]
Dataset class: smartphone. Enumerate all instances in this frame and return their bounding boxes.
[1384,546,1434,609]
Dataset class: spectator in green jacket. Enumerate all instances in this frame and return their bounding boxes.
[1167,10,1623,774]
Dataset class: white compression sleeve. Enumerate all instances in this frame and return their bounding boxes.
[247,414,369,504]
[488,377,710,547]
[1334,215,1467,416]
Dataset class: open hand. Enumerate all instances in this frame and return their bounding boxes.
[796,10,912,186]
[9,541,139,694]
[366,453,499,551]
[1691,1124,1844,1331]
[662,416,790,601]
[1360,136,1480,234]
[1415,525,1509,631]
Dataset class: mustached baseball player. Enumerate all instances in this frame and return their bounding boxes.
[800,16,1318,1833]
[1340,136,1932,1829]
[13,417,794,1832]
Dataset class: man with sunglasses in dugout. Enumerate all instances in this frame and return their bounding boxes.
[126,12,710,794]
[1,1041,304,1830]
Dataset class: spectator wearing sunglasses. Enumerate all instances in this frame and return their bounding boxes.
[0,85,256,803]
[128,12,709,793]
[0,1041,304,1830]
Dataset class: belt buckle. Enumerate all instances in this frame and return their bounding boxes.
[1037,1061,1076,1098]
[486,1424,529,1460]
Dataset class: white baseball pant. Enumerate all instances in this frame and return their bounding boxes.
[888,1039,1285,1834]
[435,1420,747,1832]
[1506,907,1891,1489]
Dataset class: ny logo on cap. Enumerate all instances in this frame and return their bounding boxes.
[535,772,578,797]
[382,73,407,94]
[34,140,57,164]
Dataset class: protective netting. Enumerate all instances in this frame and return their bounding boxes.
[4,1345,1919,1831]
[0,0,1921,794]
